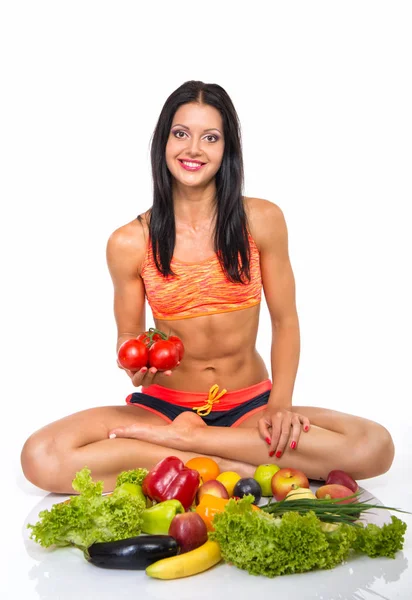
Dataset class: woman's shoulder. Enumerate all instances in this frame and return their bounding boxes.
[244,197,286,251]
[106,211,151,274]
[244,196,284,220]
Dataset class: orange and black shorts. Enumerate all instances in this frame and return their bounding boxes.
[125,379,272,427]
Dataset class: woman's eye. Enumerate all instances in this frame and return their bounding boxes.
[172,130,219,142]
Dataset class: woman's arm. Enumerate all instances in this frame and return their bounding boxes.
[251,199,309,455]
[106,220,147,352]
[258,201,300,408]
[106,218,175,385]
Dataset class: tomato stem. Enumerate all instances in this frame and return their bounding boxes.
[148,327,168,340]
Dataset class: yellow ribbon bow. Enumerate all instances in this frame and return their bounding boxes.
[193,384,228,417]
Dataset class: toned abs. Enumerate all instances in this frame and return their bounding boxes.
[152,305,269,392]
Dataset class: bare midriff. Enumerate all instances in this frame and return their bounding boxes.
[150,303,270,393]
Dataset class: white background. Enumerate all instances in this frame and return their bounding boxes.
[1,1,412,598]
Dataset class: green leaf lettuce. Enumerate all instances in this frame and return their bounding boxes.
[210,496,407,578]
[115,468,148,487]
[27,467,147,550]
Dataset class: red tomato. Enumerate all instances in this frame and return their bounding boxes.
[136,332,150,347]
[137,332,162,347]
[117,339,149,370]
[168,335,185,361]
[148,340,179,371]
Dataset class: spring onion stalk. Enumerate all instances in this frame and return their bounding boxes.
[260,490,411,525]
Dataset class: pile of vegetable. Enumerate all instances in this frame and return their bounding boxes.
[210,495,408,578]
[27,457,410,580]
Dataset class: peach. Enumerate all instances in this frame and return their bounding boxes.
[195,479,229,505]
[316,483,358,504]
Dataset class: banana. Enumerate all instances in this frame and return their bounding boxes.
[145,540,222,579]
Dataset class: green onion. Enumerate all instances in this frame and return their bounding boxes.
[260,491,412,526]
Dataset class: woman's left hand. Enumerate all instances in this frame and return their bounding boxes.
[258,407,310,459]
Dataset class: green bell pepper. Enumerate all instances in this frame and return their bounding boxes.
[141,499,185,535]
[114,482,146,506]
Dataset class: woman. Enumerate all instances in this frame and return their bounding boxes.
[21,81,394,493]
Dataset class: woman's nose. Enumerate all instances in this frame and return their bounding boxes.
[187,136,202,156]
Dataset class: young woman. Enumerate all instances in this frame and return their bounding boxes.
[21,81,394,493]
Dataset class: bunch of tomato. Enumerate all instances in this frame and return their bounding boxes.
[117,328,184,372]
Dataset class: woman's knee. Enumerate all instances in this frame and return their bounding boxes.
[353,422,395,479]
[21,430,63,492]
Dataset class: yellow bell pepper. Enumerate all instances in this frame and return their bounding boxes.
[195,494,260,531]
[195,494,229,531]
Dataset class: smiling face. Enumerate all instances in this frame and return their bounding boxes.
[165,102,225,188]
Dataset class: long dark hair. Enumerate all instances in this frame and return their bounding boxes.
[144,80,251,283]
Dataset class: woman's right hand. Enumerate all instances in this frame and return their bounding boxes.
[118,362,180,387]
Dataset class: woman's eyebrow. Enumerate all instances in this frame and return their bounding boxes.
[171,123,222,134]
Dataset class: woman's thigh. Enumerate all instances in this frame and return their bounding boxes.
[25,405,168,451]
[21,406,171,492]
[236,404,382,440]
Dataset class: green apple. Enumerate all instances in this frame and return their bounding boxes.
[253,463,281,496]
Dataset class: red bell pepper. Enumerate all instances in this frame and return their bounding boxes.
[142,456,200,510]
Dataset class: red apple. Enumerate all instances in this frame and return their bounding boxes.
[316,483,358,504]
[196,479,229,505]
[168,512,208,553]
[271,468,310,501]
[325,469,359,493]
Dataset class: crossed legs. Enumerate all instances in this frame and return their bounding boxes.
[21,403,395,494]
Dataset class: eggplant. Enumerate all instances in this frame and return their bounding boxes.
[85,535,179,570]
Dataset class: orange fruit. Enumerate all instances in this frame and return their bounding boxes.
[185,457,220,482]
[216,471,242,496]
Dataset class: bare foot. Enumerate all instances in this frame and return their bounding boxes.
[171,414,255,477]
[109,411,205,451]
[109,412,257,477]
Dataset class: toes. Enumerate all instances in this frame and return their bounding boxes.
[109,426,132,439]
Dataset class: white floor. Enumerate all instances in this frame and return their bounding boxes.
[6,438,412,600]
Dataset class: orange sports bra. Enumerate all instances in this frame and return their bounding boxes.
[141,231,262,320]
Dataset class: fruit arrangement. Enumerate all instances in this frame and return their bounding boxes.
[117,328,184,372]
[27,457,409,580]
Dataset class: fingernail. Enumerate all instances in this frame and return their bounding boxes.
[304,426,309,432]
[290,441,297,450]
[269,450,275,457]
[141,367,148,373]
[109,433,116,439]
[150,368,156,374]
[265,437,271,445]
[276,450,282,458]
